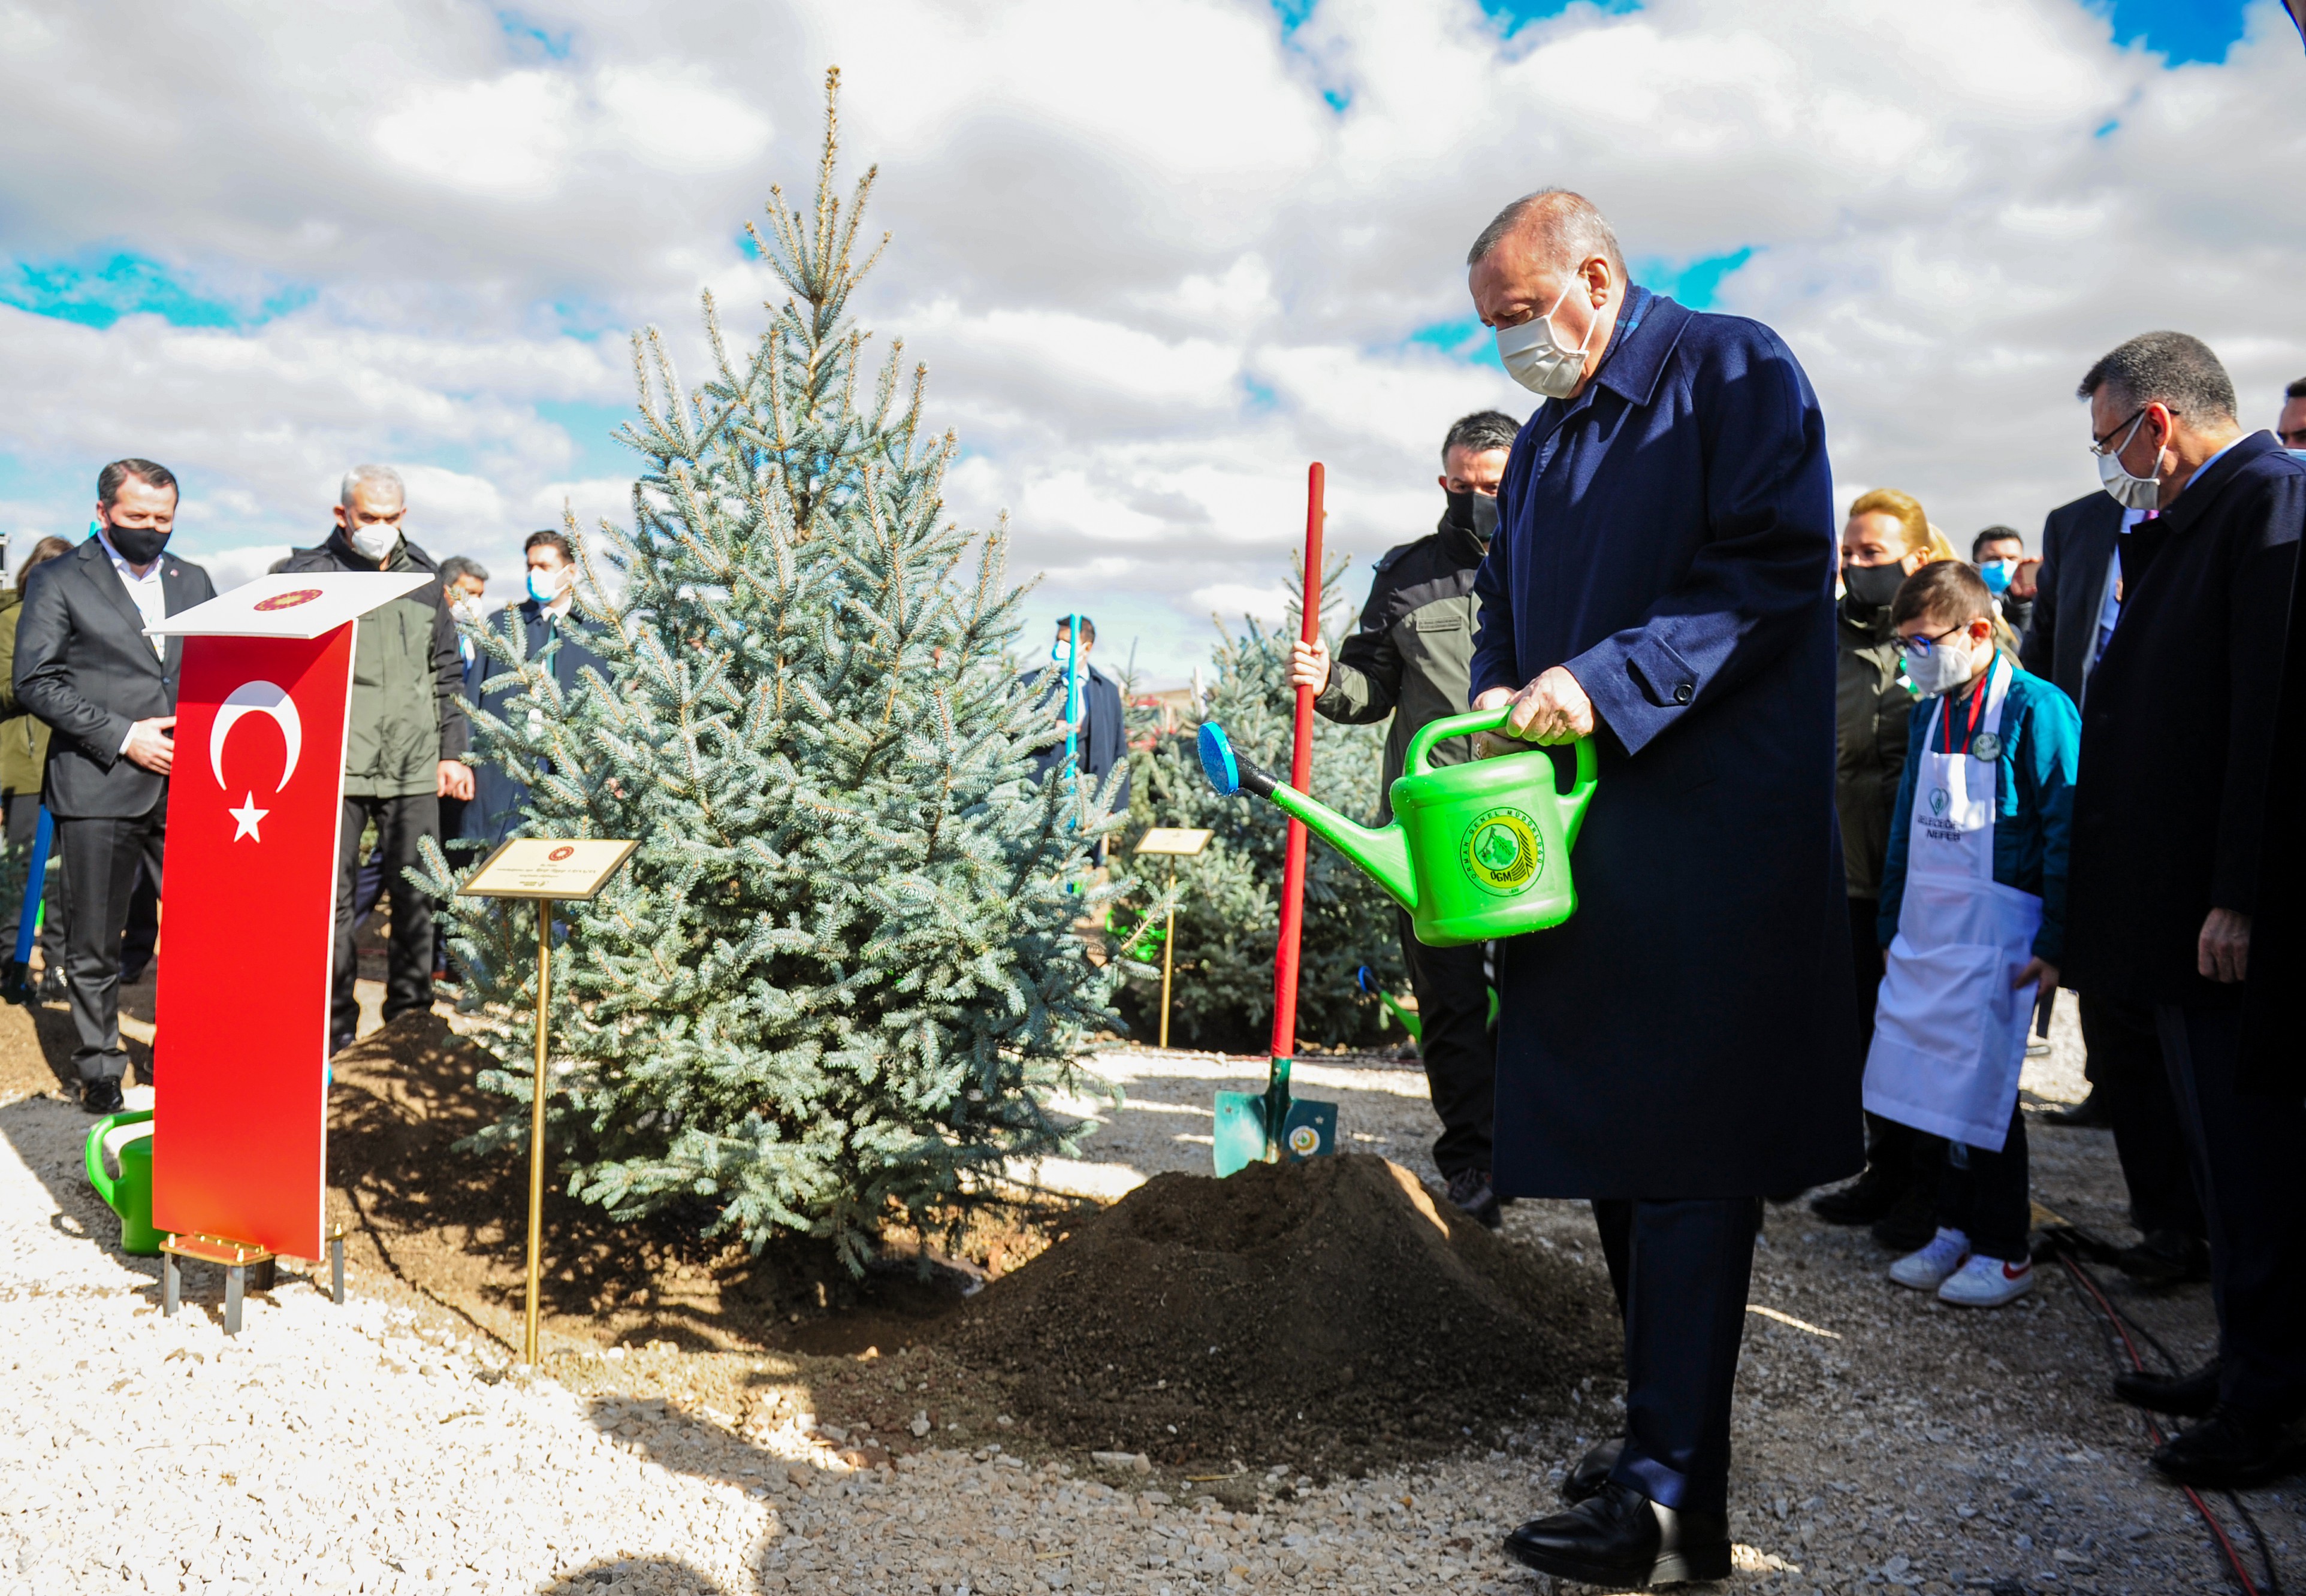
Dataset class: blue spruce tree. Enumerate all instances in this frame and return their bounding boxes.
[422,71,1128,1270]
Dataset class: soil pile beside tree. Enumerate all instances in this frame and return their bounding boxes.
[939,1153,1620,1473]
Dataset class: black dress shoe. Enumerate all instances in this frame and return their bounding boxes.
[1870,1182,1938,1252]
[2115,1229,2211,1287]
[2151,1404,2306,1488]
[1504,1480,1730,1587]
[1809,1163,1909,1225]
[2043,1089,2109,1128]
[80,1076,125,1115]
[2115,1359,2222,1418]
[1444,1168,1503,1231]
[1562,1435,1625,1504]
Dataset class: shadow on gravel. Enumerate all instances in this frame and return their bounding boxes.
[538,1554,738,1596]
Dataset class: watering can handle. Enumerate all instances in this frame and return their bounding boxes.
[82,1108,154,1209]
[1404,709,1598,846]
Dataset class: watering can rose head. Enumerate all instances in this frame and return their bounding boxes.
[1193,709,1596,948]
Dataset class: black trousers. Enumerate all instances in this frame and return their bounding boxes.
[1939,1101,2029,1262]
[1591,1196,1760,1514]
[2081,992,2203,1240]
[1396,909,1495,1177]
[2156,1004,2306,1416]
[1849,896,1942,1186]
[55,802,166,1081]
[1,791,64,963]
[332,793,439,1047]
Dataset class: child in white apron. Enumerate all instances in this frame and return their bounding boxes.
[1862,563,2081,1307]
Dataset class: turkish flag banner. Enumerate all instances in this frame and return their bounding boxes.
[152,623,356,1260]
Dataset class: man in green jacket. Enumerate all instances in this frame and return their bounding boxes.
[283,466,471,1053]
[0,535,73,990]
[1288,409,1517,1226]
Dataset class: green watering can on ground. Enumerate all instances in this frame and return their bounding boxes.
[1199,707,1598,948]
[84,1108,159,1256]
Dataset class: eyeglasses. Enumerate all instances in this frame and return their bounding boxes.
[2089,406,2174,458]
[1897,623,1967,661]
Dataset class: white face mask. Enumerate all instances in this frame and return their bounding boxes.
[451,596,485,628]
[347,519,402,562]
[1495,276,1596,400]
[1902,630,1983,697]
[527,564,572,604]
[2096,412,2162,511]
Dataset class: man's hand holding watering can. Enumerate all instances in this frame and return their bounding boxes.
[1471,669,1595,752]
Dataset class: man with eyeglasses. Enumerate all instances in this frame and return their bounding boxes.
[2063,331,2306,1487]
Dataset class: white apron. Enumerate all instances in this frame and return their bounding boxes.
[1863,659,2040,1152]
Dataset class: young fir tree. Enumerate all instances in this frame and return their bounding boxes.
[421,72,1131,1269]
[1125,555,1404,1047]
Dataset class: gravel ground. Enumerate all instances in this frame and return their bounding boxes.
[3,989,2299,1595]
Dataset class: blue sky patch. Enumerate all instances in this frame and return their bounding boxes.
[1270,0,1317,34]
[498,10,574,61]
[1484,0,1641,32]
[1406,318,1501,367]
[534,398,646,482]
[1634,247,1753,310]
[0,253,309,330]
[2098,0,2250,65]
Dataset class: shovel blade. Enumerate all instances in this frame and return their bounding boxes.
[1212,1092,1339,1177]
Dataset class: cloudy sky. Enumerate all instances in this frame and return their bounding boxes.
[2,0,2301,684]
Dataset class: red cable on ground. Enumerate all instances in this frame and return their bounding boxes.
[2056,1253,2266,1596]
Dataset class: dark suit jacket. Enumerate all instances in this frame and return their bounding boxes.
[1022,661,1130,812]
[12,537,215,819]
[1469,284,1860,1197]
[2065,432,2304,1008]
[460,601,607,845]
[2020,491,2125,705]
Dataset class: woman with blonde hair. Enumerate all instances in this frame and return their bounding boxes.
[1811,487,1949,1243]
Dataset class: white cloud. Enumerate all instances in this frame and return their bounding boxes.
[1,0,2301,687]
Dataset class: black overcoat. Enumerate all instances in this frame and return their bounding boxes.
[2065,432,2303,1011]
[1469,286,1861,1198]
[460,600,606,846]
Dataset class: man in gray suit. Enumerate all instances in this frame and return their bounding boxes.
[13,459,216,1113]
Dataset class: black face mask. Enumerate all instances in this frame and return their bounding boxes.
[104,524,169,566]
[1445,489,1500,543]
[1842,561,1906,610]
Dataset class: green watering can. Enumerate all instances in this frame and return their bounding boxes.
[84,1108,160,1256]
[1199,708,1597,947]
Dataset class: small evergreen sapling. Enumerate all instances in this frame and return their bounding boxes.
[421,72,1133,1270]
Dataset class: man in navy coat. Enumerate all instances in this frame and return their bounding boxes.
[2064,332,2305,1486]
[1463,191,1860,1586]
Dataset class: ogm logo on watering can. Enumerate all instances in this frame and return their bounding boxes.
[1461,806,1543,894]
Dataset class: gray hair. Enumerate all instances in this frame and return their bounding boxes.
[1466,189,1626,276]
[2077,332,2236,425]
[438,555,489,587]
[340,463,406,509]
[1442,409,1520,464]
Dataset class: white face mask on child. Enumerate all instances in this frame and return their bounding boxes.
[1902,629,1984,697]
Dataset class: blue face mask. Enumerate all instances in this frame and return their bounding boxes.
[528,566,569,606]
[1978,559,2015,597]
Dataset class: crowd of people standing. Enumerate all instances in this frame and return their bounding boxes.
[0,459,600,1110]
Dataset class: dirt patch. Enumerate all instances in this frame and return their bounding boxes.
[936,1153,1620,1475]
[327,1011,1032,1358]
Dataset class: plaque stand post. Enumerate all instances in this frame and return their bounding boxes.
[455,836,636,1370]
[524,896,552,1367]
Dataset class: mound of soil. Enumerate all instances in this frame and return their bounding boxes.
[937,1153,1620,1473]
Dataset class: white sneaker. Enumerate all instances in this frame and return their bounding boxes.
[1937,1252,2035,1307]
[1889,1227,1971,1290]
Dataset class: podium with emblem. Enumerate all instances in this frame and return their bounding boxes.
[143,571,433,1331]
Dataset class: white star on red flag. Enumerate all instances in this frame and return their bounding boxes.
[228,791,269,842]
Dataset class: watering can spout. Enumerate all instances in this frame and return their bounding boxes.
[1197,724,1417,910]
